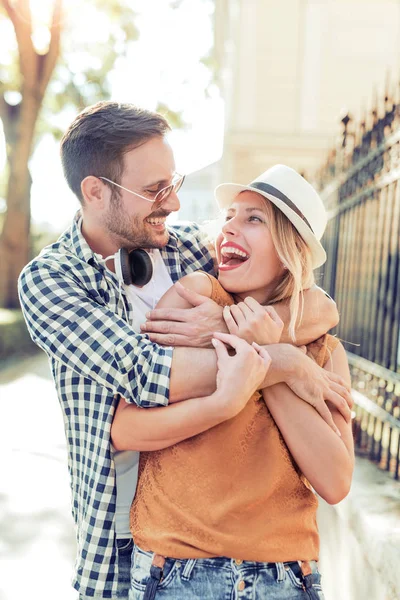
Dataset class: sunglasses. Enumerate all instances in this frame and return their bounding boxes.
[98,173,185,207]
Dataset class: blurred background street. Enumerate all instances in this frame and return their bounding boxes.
[0,354,76,600]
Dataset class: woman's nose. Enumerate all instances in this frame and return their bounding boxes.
[222,217,239,236]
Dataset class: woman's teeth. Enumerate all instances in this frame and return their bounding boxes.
[220,247,249,260]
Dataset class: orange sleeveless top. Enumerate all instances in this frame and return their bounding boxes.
[130,275,339,562]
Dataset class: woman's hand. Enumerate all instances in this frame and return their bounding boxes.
[212,332,271,418]
[223,297,284,345]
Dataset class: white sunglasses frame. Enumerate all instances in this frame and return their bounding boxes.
[98,174,185,205]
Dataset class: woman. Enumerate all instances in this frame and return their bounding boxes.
[114,165,354,600]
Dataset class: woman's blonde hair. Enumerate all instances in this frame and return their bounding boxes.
[261,197,315,341]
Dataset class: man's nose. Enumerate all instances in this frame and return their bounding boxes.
[163,190,180,213]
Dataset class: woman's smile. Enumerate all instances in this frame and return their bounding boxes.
[219,241,250,271]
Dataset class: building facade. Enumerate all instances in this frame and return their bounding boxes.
[215,0,400,181]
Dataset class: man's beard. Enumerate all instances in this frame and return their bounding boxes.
[103,197,169,250]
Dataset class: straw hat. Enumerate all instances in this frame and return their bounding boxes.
[215,164,327,268]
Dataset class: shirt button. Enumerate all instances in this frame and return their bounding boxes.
[238,580,245,591]
[235,559,243,565]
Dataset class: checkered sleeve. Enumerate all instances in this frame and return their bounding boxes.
[18,260,172,407]
[192,223,217,264]
[171,221,218,274]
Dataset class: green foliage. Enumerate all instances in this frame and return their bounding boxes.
[39,0,140,127]
[0,0,185,147]
[0,309,37,363]
[0,0,140,146]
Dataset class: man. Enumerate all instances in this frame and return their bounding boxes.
[19,102,343,599]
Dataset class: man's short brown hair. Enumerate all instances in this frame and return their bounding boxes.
[60,101,171,203]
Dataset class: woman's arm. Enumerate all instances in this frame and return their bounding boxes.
[262,342,354,505]
[156,272,213,310]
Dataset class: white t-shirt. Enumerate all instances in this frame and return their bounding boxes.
[113,249,174,538]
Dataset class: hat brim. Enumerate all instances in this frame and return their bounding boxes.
[215,183,327,269]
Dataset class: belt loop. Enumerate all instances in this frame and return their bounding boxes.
[275,562,285,583]
[182,558,196,581]
[143,554,165,600]
[300,561,320,598]
[300,560,312,578]
[300,561,314,590]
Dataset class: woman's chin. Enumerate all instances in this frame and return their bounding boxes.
[218,273,247,294]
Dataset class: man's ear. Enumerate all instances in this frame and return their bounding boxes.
[81,176,107,209]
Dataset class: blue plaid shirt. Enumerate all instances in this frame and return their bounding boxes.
[18,212,215,598]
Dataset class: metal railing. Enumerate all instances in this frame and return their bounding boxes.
[349,353,400,479]
[316,86,400,478]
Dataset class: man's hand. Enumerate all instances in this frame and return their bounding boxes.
[212,332,271,417]
[141,282,228,347]
[274,285,339,345]
[223,297,284,345]
[264,344,353,430]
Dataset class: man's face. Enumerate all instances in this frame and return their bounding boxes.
[103,136,180,250]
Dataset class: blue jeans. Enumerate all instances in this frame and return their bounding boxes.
[79,538,133,600]
[128,544,325,600]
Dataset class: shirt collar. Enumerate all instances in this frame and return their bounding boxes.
[164,227,179,251]
[69,210,99,265]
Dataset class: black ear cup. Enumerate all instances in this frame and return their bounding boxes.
[130,249,153,286]
[119,248,153,286]
[119,248,133,285]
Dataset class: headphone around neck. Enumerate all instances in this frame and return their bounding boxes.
[114,248,153,287]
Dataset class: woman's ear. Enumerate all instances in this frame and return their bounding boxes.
[81,176,107,210]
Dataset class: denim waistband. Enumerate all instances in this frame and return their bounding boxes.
[133,544,319,578]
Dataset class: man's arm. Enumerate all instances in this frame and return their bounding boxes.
[171,339,352,425]
[18,261,265,407]
[272,285,339,345]
[112,334,271,451]
[142,283,338,348]
[110,269,350,450]
[21,261,349,450]
[112,393,226,451]
[18,260,174,407]
[151,275,352,426]
[141,273,349,414]
[113,336,352,450]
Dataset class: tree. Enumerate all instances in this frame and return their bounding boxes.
[0,0,138,308]
[0,0,62,308]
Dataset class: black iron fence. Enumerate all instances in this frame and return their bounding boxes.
[316,88,400,479]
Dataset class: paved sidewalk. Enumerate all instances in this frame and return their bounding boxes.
[0,354,77,600]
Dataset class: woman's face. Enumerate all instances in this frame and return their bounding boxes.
[216,191,284,304]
